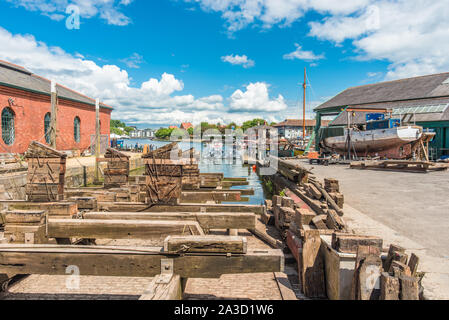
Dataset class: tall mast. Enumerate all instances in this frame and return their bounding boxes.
[303,67,307,141]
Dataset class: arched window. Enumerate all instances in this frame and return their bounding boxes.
[44,113,51,144]
[1,107,15,146]
[74,116,81,143]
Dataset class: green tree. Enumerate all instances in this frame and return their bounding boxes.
[155,128,174,139]
[110,120,126,128]
[124,126,135,135]
[241,119,266,132]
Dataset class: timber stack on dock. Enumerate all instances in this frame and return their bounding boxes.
[104,148,130,188]
[0,141,288,300]
[260,156,423,300]
[25,141,66,202]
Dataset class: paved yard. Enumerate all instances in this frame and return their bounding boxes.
[300,161,449,259]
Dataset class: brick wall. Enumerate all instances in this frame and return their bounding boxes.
[0,85,112,154]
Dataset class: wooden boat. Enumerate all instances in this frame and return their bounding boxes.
[323,126,423,159]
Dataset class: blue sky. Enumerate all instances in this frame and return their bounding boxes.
[0,0,447,128]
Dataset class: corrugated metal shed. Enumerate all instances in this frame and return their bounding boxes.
[330,99,449,126]
[316,72,449,111]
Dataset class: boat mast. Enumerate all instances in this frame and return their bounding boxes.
[303,67,307,143]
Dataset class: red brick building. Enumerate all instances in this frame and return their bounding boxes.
[0,60,112,154]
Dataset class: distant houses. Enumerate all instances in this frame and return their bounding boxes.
[273,119,331,139]
[180,122,193,130]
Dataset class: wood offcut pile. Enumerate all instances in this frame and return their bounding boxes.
[0,142,284,300]
[261,157,422,300]
[25,141,66,202]
[350,160,449,173]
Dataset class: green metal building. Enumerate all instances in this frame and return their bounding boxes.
[314,72,449,159]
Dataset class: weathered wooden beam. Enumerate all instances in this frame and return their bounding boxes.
[0,201,77,218]
[180,190,248,203]
[139,274,182,300]
[194,189,255,196]
[97,202,264,214]
[47,219,205,239]
[0,245,284,278]
[83,212,256,230]
[164,236,247,254]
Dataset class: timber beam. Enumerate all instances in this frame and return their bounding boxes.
[98,202,264,215]
[47,219,205,239]
[83,212,256,230]
[180,191,248,203]
[0,245,284,278]
[0,201,77,218]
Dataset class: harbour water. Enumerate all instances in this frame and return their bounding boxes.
[127,139,266,205]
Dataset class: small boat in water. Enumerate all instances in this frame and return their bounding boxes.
[320,118,424,159]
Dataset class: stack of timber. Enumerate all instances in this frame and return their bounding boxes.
[350,244,421,300]
[144,142,180,160]
[104,148,130,188]
[142,143,189,205]
[200,173,224,188]
[261,157,425,300]
[350,160,449,173]
[272,156,310,184]
[25,141,66,202]
[181,163,200,190]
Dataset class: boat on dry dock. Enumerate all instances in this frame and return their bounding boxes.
[320,117,425,159]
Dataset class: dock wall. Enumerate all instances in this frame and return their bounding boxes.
[0,157,144,199]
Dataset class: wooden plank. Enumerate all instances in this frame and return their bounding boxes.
[301,230,326,298]
[3,201,77,217]
[408,253,419,276]
[351,245,381,300]
[358,255,382,300]
[312,215,328,230]
[164,236,247,254]
[104,168,129,175]
[294,208,316,227]
[380,272,400,300]
[399,275,419,300]
[82,212,256,230]
[97,202,264,214]
[332,234,383,254]
[2,210,45,224]
[180,191,246,203]
[139,274,182,300]
[0,245,284,278]
[384,244,406,272]
[47,219,205,239]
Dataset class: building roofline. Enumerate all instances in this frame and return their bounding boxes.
[0,60,113,110]
[0,81,114,111]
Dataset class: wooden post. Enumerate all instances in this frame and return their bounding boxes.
[50,80,58,149]
[303,68,306,142]
[94,98,101,184]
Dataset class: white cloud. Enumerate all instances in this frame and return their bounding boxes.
[0,26,291,126]
[120,53,144,69]
[188,0,449,80]
[308,0,449,79]
[221,54,255,68]
[283,44,324,61]
[230,82,287,112]
[186,0,369,32]
[5,0,133,26]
